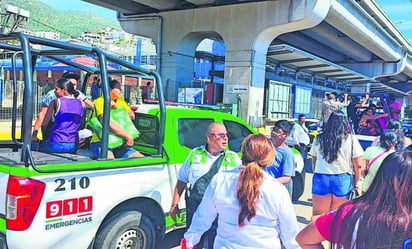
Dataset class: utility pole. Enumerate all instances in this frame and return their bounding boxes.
[0,1,29,108]
[0,0,30,33]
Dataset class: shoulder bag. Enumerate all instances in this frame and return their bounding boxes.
[365,150,388,175]
[185,153,224,227]
[185,153,225,249]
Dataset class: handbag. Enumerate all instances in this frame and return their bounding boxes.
[349,188,360,200]
[185,154,224,249]
[88,106,140,149]
[88,117,124,149]
[185,154,224,227]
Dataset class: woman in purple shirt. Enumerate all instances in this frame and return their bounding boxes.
[39,78,84,153]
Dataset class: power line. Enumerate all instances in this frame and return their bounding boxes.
[30,18,77,38]
[28,18,128,57]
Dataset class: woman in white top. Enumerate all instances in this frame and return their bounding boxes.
[183,134,300,249]
[309,111,365,217]
[362,129,402,193]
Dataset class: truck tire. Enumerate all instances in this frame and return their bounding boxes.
[94,211,156,249]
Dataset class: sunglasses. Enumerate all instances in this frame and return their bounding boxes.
[209,133,228,139]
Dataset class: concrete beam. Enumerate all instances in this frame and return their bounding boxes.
[278,32,346,62]
[341,61,402,79]
[326,0,402,61]
[300,22,373,62]
[135,0,180,10]
[391,82,412,94]
[185,0,215,4]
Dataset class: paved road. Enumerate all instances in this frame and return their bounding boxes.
[291,171,313,229]
[157,164,314,248]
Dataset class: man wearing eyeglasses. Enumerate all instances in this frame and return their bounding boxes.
[170,123,241,241]
[267,120,295,199]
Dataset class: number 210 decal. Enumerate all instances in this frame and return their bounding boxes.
[54,176,90,192]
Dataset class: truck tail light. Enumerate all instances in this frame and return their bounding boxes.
[6,176,45,231]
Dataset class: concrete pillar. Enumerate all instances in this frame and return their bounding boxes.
[222,49,266,126]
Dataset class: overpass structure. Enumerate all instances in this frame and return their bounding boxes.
[84,0,412,124]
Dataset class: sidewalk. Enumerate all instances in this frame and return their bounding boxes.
[293,171,313,229]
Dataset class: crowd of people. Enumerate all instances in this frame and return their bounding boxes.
[32,72,93,153]
[176,118,411,249]
[32,72,145,158]
[175,91,412,249]
[319,91,404,137]
[32,77,412,248]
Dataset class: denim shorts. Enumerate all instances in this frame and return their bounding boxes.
[312,173,353,197]
[39,140,76,153]
[112,145,138,158]
[90,142,137,159]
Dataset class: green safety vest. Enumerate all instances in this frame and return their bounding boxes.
[189,147,238,168]
[185,147,238,227]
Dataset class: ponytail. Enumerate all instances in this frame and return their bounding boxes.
[236,161,263,227]
[236,134,275,227]
[73,90,80,98]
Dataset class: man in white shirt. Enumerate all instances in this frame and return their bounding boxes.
[291,114,310,165]
[170,123,241,225]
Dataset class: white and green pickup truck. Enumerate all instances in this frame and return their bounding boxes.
[0,33,303,249]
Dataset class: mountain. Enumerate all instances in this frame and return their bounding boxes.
[11,0,121,38]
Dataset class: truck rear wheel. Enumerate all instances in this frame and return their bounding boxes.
[94,211,156,249]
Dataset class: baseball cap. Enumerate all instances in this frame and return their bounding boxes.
[62,71,80,80]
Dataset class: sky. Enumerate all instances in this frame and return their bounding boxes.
[376,0,412,42]
[38,0,117,21]
[39,0,412,42]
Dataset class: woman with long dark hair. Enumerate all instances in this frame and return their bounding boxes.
[309,112,365,217]
[183,134,300,249]
[39,78,84,153]
[297,149,412,248]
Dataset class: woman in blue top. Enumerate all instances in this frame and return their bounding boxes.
[39,78,84,153]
